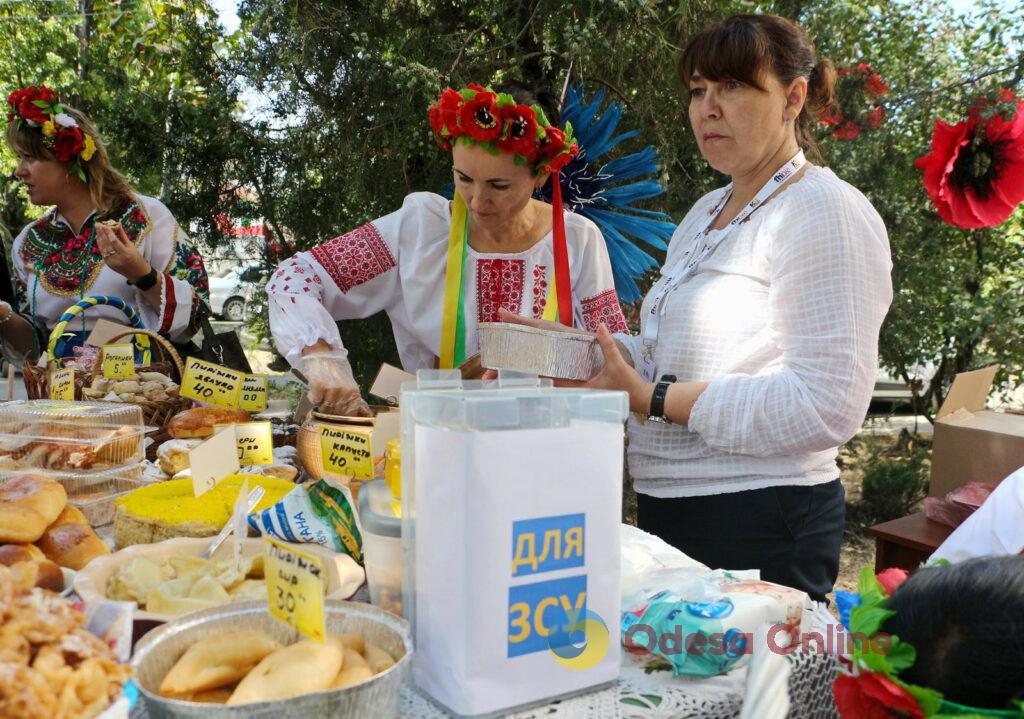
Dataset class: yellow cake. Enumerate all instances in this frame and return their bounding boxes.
[113,475,293,548]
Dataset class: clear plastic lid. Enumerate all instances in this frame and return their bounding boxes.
[358,478,401,538]
[0,420,146,473]
[0,400,144,429]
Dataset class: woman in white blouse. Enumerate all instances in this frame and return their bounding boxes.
[3,87,207,363]
[268,82,627,415]
[503,14,892,601]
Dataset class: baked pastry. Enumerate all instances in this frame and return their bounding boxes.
[332,647,374,689]
[168,408,252,439]
[227,637,344,705]
[0,544,63,592]
[112,475,293,548]
[159,631,280,697]
[36,505,110,570]
[156,439,203,475]
[0,474,67,543]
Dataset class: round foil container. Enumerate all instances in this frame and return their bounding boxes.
[478,322,596,380]
[132,600,411,718]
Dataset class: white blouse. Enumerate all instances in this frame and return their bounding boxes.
[268,192,627,373]
[11,192,201,344]
[618,166,893,498]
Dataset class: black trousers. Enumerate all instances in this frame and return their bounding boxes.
[636,479,845,603]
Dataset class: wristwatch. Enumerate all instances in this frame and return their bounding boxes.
[128,265,159,291]
[647,374,676,424]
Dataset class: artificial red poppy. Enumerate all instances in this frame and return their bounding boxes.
[868,105,886,129]
[875,567,908,595]
[865,74,889,97]
[496,104,540,160]
[833,673,924,719]
[915,97,1024,228]
[458,89,501,143]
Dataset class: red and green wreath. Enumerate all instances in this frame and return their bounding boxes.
[819,63,889,141]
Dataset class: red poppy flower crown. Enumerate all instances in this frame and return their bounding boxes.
[6,84,96,182]
[428,84,579,174]
[833,565,1024,718]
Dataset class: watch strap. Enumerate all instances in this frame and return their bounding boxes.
[647,374,676,422]
[129,266,159,291]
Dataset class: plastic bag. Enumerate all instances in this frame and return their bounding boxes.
[248,478,363,562]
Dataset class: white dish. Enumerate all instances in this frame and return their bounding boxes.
[73,536,365,622]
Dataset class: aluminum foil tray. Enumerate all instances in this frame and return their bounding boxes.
[131,600,411,718]
[478,322,596,380]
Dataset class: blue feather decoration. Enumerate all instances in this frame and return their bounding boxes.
[537,85,676,303]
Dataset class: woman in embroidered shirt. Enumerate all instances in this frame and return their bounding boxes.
[1,86,208,363]
[502,16,893,602]
[268,83,627,415]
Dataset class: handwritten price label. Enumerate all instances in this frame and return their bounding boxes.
[239,374,269,413]
[319,425,374,480]
[235,422,273,466]
[49,367,76,401]
[102,344,136,379]
[264,537,325,642]
[181,356,243,409]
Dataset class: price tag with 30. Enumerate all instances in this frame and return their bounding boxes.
[264,536,325,642]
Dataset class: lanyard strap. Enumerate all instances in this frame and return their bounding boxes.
[638,150,806,381]
[439,191,571,368]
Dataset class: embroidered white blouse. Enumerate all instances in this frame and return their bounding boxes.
[268,192,628,373]
[10,192,202,346]
[617,166,893,498]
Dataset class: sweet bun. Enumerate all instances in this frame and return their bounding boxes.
[0,474,67,543]
[0,544,63,591]
[37,518,110,570]
[227,637,344,705]
[168,408,252,439]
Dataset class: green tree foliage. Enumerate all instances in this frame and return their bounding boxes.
[4,0,1023,403]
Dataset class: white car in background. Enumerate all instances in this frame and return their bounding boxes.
[208,265,255,322]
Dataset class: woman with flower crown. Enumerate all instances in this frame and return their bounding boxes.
[2,86,208,363]
[268,82,627,415]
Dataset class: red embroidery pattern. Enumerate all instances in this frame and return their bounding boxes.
[310,223,396,293]
[268,257,327,303]
[476,259,525,322]
[531,265,548,318]
[581,288,628,333]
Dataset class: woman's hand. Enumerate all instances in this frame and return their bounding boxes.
[95,222,149,281]
[581,325,653,413]
[302,346,372,417]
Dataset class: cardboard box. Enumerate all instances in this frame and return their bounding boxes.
[929,366,1024,497]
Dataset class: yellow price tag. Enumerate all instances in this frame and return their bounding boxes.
[264,537,325,642]
[319,425,374,479]
[49,367,76,401]
[102,344,136,379]
[180,356,243,409]
[234,421,274,466]
[239,374,269,413]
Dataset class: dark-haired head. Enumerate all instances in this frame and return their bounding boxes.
[490,80,561,128]
[883,555,1024,710]
[678,14,835,162]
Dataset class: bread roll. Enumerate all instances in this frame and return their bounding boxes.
[159,631,281,697]
[0,475,67,543]
[0,544,63,591]
[168,408,252,439]
[189,687,235,704]
[37,518,110,570]
[156,439,202,475]
[227,637,344,705]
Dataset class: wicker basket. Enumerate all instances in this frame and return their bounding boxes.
[23,294,148,401]
[93,329,191,426]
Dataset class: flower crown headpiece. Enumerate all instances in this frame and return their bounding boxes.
[428,84,579,174]
[834,565,1024,719]
[6,85,96,182]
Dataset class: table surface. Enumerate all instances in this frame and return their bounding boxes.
[868,512,955,552]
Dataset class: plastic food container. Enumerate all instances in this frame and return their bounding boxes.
[131,600,411,719]
[0,419,146,473]
[358,478,402,616]
[59,471,146,526]
[477,321,596,380]
[0,399,144,428]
